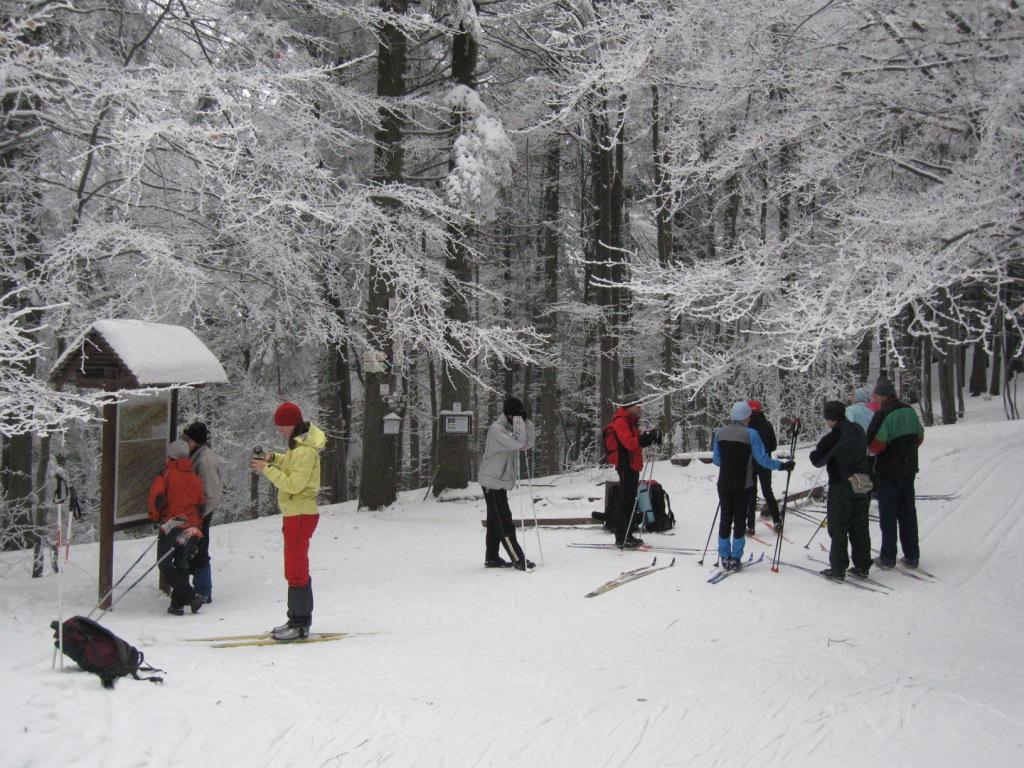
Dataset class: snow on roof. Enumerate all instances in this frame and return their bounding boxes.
[53,319,228,386]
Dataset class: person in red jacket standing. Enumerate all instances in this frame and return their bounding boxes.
[148,440,206,615]
[604,394,661,549]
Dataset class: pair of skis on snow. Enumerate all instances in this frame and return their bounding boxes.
[186,632,361,648]
[706,552,766,584]
[584,557,676,597]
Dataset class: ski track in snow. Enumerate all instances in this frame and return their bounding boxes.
[3,399,1024,767]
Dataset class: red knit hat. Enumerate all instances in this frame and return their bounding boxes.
[273,401,304,427]
[747,399,763,412]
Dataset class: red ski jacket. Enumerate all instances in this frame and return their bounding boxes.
[147,457,205,530]
[607,407,643,473]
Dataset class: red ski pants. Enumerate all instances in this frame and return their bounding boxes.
[282,514,319,587]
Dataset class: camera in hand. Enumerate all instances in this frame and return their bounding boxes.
[253,445,264,458]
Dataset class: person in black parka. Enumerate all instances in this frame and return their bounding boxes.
[745,400,781,533]
[809,401,873,581]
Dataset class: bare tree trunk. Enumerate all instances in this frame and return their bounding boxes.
[937,346,957,425]
[969,342,988,396]
[359,0,408,510]
[990,311,1003,396]
[920,332,935,427]
[855,331,873,384]
[538,121,562,476]
[955,336,966,416]
[592,97,627,425]
[652,86,674,447]
[320,327,351,504]
[433,20,477,495]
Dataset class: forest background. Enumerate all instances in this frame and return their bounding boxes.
[2,0,1022,552]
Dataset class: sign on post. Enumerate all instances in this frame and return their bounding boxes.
[115,391,171,529]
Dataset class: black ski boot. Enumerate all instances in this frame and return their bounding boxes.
[616,535,644,550]
[485,558,513,568]
[820,567,845,582]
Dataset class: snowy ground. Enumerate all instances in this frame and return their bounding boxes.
[3,397,1024,768]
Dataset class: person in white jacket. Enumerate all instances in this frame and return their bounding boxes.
[479,397,536,570]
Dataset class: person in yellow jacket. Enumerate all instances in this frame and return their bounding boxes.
[250,401,325,641]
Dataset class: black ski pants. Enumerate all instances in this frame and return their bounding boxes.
[746,466,780,528]
[876,474,920,563]
[718,486,749,540]
[158,534,198,609]
[826,481,872,572]
[616,467,641,541]
[483,487,525,564]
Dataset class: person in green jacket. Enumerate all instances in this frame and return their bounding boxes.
[250,401,325,641]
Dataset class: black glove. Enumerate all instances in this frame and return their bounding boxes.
[639,429,661,447]
[780,460,796,472]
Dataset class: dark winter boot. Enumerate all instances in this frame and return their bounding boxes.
[616,535,644,549]
[820,567,845,582]
[273,625,310,641]
[847,565,871,579]
[513,559,536,571]
[485,558,513,568]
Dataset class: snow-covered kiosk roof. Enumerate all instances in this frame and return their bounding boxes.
[51,319,228,389]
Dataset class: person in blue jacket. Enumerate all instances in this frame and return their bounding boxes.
[713,401,795,570]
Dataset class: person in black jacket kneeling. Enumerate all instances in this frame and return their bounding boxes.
[809,401,873,581]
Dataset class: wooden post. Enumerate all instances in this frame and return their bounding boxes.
[98,400,117,610]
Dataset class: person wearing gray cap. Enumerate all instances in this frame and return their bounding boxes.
[712,401,794,570]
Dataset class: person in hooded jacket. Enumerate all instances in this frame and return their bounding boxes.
[744,399,780,534]
[479,397,536,570]
[182,421,222,604]
[809,401,873,581]
[250,402,325,641]
[605,395,661,549]
[713,402,793,570]
[147,440,206,615]
[845,386,875,432]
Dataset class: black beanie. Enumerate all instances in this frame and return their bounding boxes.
[502,397,524,419]
[823,401,846,422]
[183,421,209,445]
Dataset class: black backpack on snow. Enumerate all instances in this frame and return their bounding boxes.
[638,480,675,533]
[51,615,163,688]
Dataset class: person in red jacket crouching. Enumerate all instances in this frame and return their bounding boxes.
[148,440,206,615]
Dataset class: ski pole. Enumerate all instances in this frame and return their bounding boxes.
[771,419,801,572]
[88,541,174,621]
[698,502,721,566]
[802,508,828,550]
[515,452,529,560]
[524,449,544,566]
